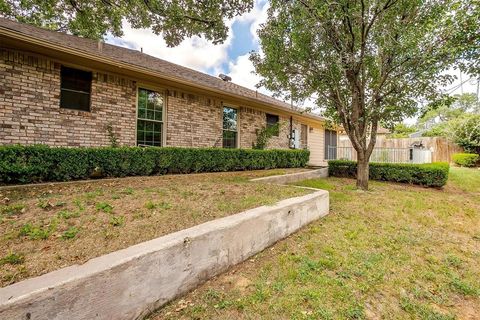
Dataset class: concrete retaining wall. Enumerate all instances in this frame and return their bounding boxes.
[250,168,328,184]
[0,190,329,320]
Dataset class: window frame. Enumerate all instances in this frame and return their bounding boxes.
[222,106,238,149]
[135,86,166,147]
[59,65,92,112]
[266,113,280,137]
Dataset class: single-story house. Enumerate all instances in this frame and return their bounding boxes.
[0,18,337,166]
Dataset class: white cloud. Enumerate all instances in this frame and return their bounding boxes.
[108,23,233,72]
[235,0,269,44]
[226,53,265,92]
[106,0,269,77]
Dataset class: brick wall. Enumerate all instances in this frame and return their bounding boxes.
[165,91,223,147]
[0,48,136,146]
[239,107,306,149]
[0,47,308,150]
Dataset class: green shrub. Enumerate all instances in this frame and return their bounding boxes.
[452,153,479,167]
[328,160,449,187]
[0,145,310,184]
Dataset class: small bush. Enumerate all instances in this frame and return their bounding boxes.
[452,153,479,167]
[328,160,450,187]
[0,145,310,184]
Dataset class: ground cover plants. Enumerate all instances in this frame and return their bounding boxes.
[0,169,310,287]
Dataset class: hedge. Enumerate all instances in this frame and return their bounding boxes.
[328,160,449,187]
[0,145,310,184]
[452,153,479,167]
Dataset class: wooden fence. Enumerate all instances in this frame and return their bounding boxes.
[338,136,463,163]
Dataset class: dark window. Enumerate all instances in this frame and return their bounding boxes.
[60,66,92,111]
[266,113,279,136]
[223,107,237,148]
[137,88,164,146]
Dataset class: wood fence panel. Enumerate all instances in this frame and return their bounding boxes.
[338,136,463,162]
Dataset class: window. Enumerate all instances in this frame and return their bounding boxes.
[60,66,92,111]
[223,106,237,148]
[266,113,279,136]
[136,88,164,146]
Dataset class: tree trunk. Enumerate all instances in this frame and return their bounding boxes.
[356,155,369,190]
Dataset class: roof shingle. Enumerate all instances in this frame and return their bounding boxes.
[0,18,319,118]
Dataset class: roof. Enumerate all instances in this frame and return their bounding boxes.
[0,18,325,122]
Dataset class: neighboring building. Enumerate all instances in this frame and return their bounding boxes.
[0,18,336,166]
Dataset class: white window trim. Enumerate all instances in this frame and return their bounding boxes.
[135,85,167,147]
[222,104,240,149]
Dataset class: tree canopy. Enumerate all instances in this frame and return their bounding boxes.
[0,0,253,46]
[419,93,480,153]
[251,0,478,189]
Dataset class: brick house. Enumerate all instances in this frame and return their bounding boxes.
[0,18,336,166]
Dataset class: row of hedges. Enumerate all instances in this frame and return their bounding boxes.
[452,153,479,167]
[328,160,449,187]
[0,145,310,184]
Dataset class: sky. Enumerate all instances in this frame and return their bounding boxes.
[107,0,270,95]
[106,0,479,125]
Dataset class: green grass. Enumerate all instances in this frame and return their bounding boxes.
[62,227,79,240]
[0,252,25,266]
[1,203,25,215]
[151,167,480,319]
[447,166,480,192]
[95,202,113,213]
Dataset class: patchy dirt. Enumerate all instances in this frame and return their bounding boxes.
[0,169,311,287]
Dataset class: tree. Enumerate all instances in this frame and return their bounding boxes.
[251,0,474,190]
[419,93,479,136]
[0,0,253,46]
[449,114,480,154]
[388,123,416,138]
[449,1,480,77]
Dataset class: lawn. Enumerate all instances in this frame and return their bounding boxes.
[151,167,480,320]
[0,169,310,287]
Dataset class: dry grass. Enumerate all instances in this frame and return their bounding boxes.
[0,169,310,287]
[150,167,480,320]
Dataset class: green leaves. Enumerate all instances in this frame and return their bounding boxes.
[328,160,450,187]
[252,0,474,189]
[0,0,254,46]
[0,145,310,184]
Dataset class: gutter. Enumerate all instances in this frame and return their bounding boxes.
[0,25,326,124]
